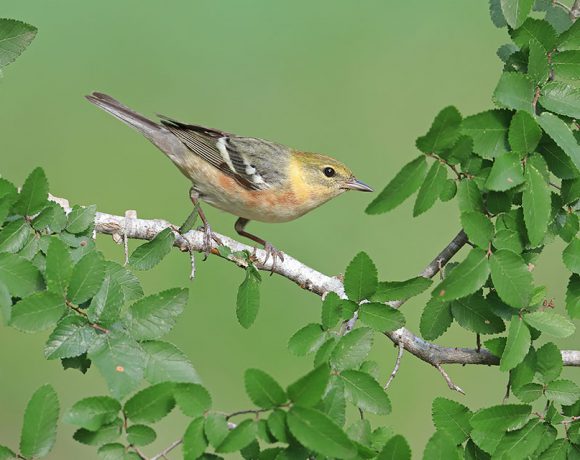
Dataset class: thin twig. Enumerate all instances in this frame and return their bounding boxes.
[435,364,465,395]
[65,300,110,334]
[384,343,404,389]
[503,379,511,404]
[150,439,183,460]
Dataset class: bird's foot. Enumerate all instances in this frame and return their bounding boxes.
[198,224,223,260]
[263,242,284,275]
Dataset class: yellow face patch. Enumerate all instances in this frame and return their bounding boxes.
[287,155,311,202]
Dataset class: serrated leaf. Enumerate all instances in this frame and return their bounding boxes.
[236,268,260,328]
[564,238,580,274]
[44,316,97,359]
[451,294,505,334]
[0,19,37,68]
[536,342,563,383]
[538,438,568,459]
[501,317,531,371]
[545,380,580,405]
[490,249,533,308]
[501,0,534,28]
[267,410,288,442]
[320,379,346,427]
[358,303,405,332]
[19,384,59,458]
[552,50,580,85]
[432,248,490,301]
[537,112,580,171]
[485,337,507,357]
[174,383,211,418]
[566,274,580,318]
[126,425,156,446]
[286,406,356,459]
[416,106,462,154]
[216,419,257,453]
[97,443,125,459]
[439,179,457,201]
[0,252,43,297]
[523,164,551,247]
[344,252,378,302]
[373,277,432,302]
[87,272,124,325]
[64,396,121,431]
[423,431,461,460]
[142,340,201,385]
[513,382,544,402]
[457,180,484,213]
[72,419,122,447]
[461,212,494,248]
[539,137,579,180]
[511,111,542,154]
[420,297,452,340]
[470,404,531,432]
[330,327,373,371]
[377,434,411,460]
[126,288,188,340]
[124,382,175,423]
[511,347,537,390]
[244,369,286,409]
[68,251,105,304]
[288,323,326,356]
[0,218,31,253]
[540,82,580,119]
[183,417,207,460]
[32,202,67,233]
[106,261,143,302]
[340,370,391,415]
[11,291,65,332]
[493,418,544,459]
[14,167,48,216]
[528,39,550,85]
[321,292,341,330]
[485,153,525,192]
[365,156,427,214]
[413,161,447,217]
[511,18,557,50]
[0,445,16,460]
[66,205,97,234]
[45,237,72,296]
[493,72,534,112]
[559,19,580,50]
[128,227,175,270]
[523,310,575,337]
[287,363,330,407]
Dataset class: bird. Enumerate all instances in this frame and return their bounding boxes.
[85,92,373,268]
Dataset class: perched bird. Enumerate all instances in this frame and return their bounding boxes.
[86,92,372,267]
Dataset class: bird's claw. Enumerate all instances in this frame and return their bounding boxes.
[198,225,223,260]
[263,242,284,275]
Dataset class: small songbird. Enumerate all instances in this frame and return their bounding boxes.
[86,92,373,266]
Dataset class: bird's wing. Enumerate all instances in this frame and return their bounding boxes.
[159,116,289,191]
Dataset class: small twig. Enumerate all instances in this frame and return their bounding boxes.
[532,87,541,113]
[553,0,571,13]
[65,300,110,334]
[150,439,183,460]
[384,343,404,389]
[435,364,465,395]
[342,311,359,336]
[503,379,511,403]
[131,446,148,460]
[189,249,196,280]
[476,334,481,353]
[549,181,561,191]
[570,0,580,19]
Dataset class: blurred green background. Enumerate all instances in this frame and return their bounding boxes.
[1,1,578,458]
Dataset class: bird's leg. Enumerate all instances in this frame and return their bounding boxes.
[234,217,284,274]
[180,188,222,259]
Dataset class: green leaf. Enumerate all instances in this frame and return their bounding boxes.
[358,303,405,332]
[106,261,143,302]
[500,317,531,371]
[511,347,537,390]
[72,419,121,446]
[461,212,494,248]
[457,180,484,213]
[464,439,490,460]
[451,294,505,334]
[64,396,120,431]
[423,431,461,460]
[0,218,31,253]
[490,249,533,308]
[0,445,16,460]
[244,369,287,409]
[124,382,175,423]
[377,434,411,460]
[566,274,580,318]
[485,337,507,357]
[14,167,48,216]
[493,72,534,112]
[536,342,563,383]
[142,340,201,384]
[559,19,580,50]
[320,379,346,427]
[431,397,472,445]
[344,252,378,302]
[288,323,326,356]
[216,419,257,453]
[485,153,525,192]
[439,179,457,202]
[287,363,330,407]
[61,354,91,375]
[564,238,580,274]
[11,291,65,332]
[0,19,37,68]
[552,50,580,85]
[413,161,447,217]
[513,382,544,402]
[365,156,427,215]
[538,439,568,459]
[493,418,545,459]
[97,443,125,459]
[523,310,575,337]
[174,383,211,418]
[19,384,59,458]
[267,410,288,443]
[126,288,188,340]
[45,237,72,296]
[87,272,124,325]
[340,370,391,415]
[66,205,97,234]
[537,112,580,171]
[44,316,97,359]
[523,164,551,247]
[373,277,432,302]
[500,0,533,28]
[236,267,260,328]
[68,251,105,304]
[0,252,43,297]
[510,111,542,154]
[182,417,207,460]
[416,106,462,154]
[286,406,356,459]
[470,404,531,432]
[539,137,579,180]
[528,39,550,85]
[126,425,156,446]
[128,228,175,270]
[32,202,67,233]
[88,331,146,399]
[330,327,373,371]
[540,82,580,119]
[321,292,341,330]
[420,297,452,340]
[545,380,580,405]
[432,248,490,301]
[511,18,557,50]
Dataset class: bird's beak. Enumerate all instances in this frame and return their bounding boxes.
[343,178,373,192]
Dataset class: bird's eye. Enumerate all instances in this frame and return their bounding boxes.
[323,167,336,178]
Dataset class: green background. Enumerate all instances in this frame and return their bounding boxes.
[0,1,577,458]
